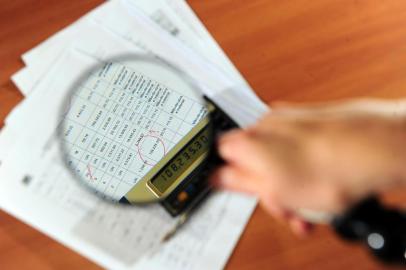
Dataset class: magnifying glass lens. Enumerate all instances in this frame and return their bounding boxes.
[59,57,214,211]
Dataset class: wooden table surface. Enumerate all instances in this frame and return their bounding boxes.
[0,0,405,269]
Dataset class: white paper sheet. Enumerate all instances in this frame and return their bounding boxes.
[93,0,268,126]
[18,0,263,106]
[1,44,258,269]
[2,1,268,269]
[8,1,267,131]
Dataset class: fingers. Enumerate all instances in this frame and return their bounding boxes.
[288,217,313,237]
[215,128,338,221]
[217,128,302,175]
[211,165,314,237]
[260,195,312,236]
[211,99,406,238]
[217,129,265,173]
[210,165,263,196]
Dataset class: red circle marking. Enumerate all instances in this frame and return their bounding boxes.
[136,131,167,166]
[86,164,95,180]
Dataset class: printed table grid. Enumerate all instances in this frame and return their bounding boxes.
[63,62,203,200]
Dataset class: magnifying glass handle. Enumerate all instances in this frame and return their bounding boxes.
[332,196,406,265]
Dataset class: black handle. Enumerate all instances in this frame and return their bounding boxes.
[332,196,406,265]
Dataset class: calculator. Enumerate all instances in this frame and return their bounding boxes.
[120,97,238,216]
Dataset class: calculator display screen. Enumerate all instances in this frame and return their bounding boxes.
[150,125,210,193]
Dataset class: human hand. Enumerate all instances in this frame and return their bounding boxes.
[211,99,406,235]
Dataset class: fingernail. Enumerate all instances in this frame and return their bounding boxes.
[290,219,313,237]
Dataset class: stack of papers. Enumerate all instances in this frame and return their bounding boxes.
[0,1,269,269]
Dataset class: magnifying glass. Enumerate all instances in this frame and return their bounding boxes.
[58,55,237,241]
[57,55,405,263]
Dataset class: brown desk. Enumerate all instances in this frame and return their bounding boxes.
[0,1,404,269]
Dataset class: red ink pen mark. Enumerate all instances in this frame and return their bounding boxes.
[86,164,95,180]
